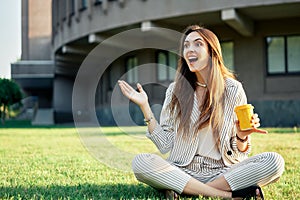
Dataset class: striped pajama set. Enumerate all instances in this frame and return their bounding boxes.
[132,78,285,194]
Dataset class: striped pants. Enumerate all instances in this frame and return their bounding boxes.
[132,152,285,194]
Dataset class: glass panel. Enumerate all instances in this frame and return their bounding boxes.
[220,41,234,71]
[132,57,138,82]
[82,0,87,8]
[168,52,177,80]
[70,0,75,15]
[127,59,133,83]
[287,36,300,73]
[158,65,167,81]
[158,52,167,65]
[61,1,67,20]
[267,37,285,74]
[126,57,138,83]
[157,52,167,81]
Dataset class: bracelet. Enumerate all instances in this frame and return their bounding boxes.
[144,116,153,125]
[236,134,248,143]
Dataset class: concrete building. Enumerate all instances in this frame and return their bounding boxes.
[11,0,54,124]
[13,0,300,127]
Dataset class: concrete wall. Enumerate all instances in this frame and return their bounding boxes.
[53,74,74,123]
[52,0,300,53]
[95,48,168,126]
[13,0,53,113]
[214,18,300,127]
[51,0,300,126]
[11,60,54,108]
[22,0,52,60]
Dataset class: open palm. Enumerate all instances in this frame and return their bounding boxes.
[118,80,148,107]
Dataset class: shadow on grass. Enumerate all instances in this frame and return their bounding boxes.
[0,183,165,199]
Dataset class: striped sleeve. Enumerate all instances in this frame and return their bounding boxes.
[146,83,176,154]
[221,79,252,166]
[231,82,251,156]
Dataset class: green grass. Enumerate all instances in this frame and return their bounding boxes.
[0,125,299,199]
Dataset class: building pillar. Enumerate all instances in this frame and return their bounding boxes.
[53,74,74,123]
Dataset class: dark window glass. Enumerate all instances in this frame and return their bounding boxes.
[156,51,178,81]
[126,57,138,83]
[266,35,300,75]
[220,41,234,71]
[287,36,300,73]
[69,0,75,16]
[80,0,87,11]
[267,37,285,74]
[95,0,102,5]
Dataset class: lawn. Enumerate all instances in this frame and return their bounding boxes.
[0,124,299,199]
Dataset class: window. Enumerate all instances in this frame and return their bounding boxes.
[156,51,178,81]
[220,41,234,71]
[95,0,102,5]
[126,56,138,83]
[79,0,87,11]
[266,35,300,75]
[61,1,67,21]
[55,0,60,26]
[287,36,300,73]
[69,0,75,16]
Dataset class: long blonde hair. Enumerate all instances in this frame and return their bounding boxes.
[169,25,236,143]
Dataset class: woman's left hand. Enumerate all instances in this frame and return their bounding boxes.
[236,113,268,139]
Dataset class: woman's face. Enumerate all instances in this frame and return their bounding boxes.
[183,31,210,73]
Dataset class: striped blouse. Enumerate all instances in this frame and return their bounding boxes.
[146,78,251,167]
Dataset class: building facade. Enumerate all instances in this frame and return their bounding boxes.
[11,0,54,124]
[14,0,300,127]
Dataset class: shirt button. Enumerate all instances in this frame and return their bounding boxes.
[227,151,232,155]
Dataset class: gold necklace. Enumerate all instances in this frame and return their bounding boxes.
[196,81,207,88]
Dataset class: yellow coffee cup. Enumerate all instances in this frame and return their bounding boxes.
[234,104,254,131]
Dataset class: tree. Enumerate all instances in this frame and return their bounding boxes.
[0,78,23,124]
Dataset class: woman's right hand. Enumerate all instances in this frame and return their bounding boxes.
[118,80,149,107]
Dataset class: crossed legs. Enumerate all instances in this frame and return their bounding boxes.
[132,152,284,198]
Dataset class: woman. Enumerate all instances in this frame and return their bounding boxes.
[118,25,284,199]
